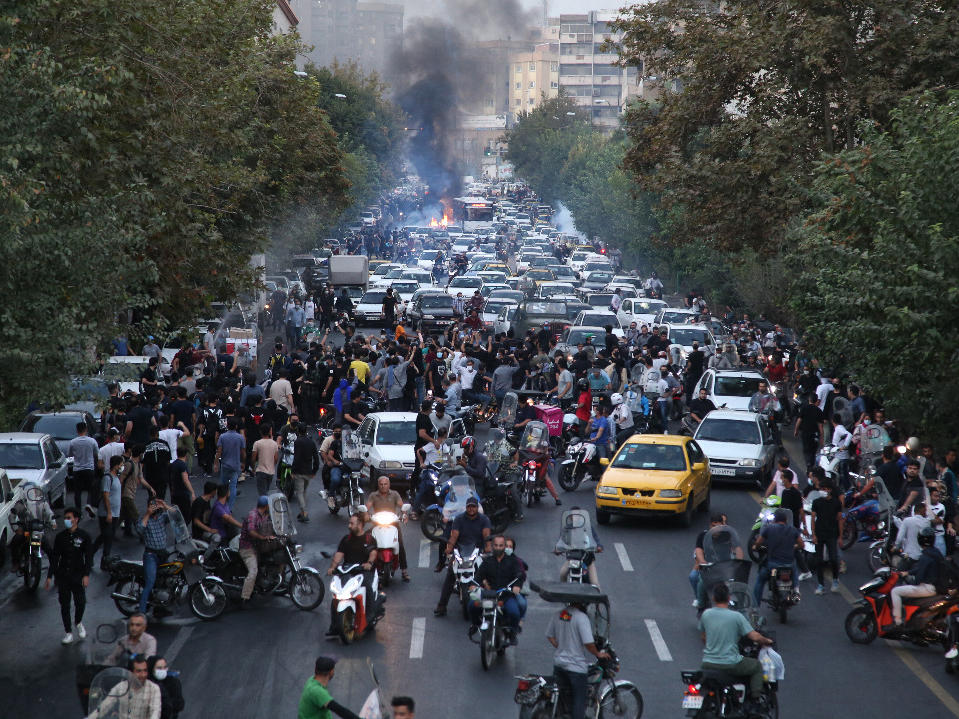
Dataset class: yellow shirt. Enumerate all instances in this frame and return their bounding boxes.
[350,359,371,384]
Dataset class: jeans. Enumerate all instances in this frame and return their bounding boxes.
[220,465,241,510]
[468,593,523,629]
[554,665,589,719]
[139,549,162,613]
[657,400,670,432]
[254,471,274,496]
[329,467,343,495]
[701,658,764,699]
[463,388,491,408]
[56,576,86,632]
[689,568,700,597]
[753,560,797,606]
[416,376,426,405]
[413,480,435,513]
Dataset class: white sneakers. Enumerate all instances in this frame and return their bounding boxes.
[945,647,958,660]
[62,623,87,644]
[691,599,700,608]
[798,571,813,581]
[61,633,74,645]
[76,623,87,640]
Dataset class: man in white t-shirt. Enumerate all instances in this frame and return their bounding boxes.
[610,289,623,313]
[97,430,126,474]
[815,378,834,412]
[158,416,190,463]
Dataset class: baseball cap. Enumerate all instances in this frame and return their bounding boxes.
[466,496,479,507]
[257,495,270,507]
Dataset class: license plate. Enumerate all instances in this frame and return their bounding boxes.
[623,497,651,507]
[710,467,736,476]
[682,695,704,709]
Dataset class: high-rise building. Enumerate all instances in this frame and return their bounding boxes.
[301,0,403,81]
[507,42,559,113]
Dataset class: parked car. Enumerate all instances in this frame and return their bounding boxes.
[0,469,25,570]
[19,411,99,469]
[0,433,69,505]
[572,311,625,338]
[692,410,778,487]
[693,369,768,412]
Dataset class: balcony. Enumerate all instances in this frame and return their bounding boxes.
[558,75,593,85]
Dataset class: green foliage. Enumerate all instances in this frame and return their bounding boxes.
[0,0,351,424]
[789,93,959,440]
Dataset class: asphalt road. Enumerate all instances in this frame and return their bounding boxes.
[1,328,957,718]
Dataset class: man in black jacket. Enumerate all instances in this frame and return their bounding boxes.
[45,507,92,644]
[469,534,525,642]
[292,425,321,523]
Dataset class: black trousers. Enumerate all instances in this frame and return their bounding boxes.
[56,576,86,632]
[91,516,120,563]
[72,469,96,509]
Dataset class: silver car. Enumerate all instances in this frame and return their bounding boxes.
[0,433,69,504]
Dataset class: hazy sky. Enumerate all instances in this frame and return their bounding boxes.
[401,1,629,21]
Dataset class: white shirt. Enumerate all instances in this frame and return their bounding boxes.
[304,299,315,321]
[816,381,834,411]
[612,403,633,430]
[460,365,478,390]
[895,514,931,560]
[831,423,852,460]
[98,441,126,468]
[610,294,622,312]
[158,428,183,463]
[929,502,947,536]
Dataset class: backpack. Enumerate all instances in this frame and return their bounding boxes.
[268,353,286,374]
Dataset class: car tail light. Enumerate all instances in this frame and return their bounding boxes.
[686,684,701,695]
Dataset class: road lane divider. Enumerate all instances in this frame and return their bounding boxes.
[410,617,426,659]
[645,619,673,661]
[614,543,634,572]
[419,539,432,568]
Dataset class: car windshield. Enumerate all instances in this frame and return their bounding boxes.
[385,268,406,279]
[587,295,614,309]
[490,290,525,303]
[0,443,44,470]
[524,302,566,317]
[450,277,482,288]
[22,415,81,440]
[566,328,603,345]
[660,310,694,323]
[668,328,710,346]
[372,265,398,276]
[612,443,687,471]
[360,292,387,304]
[527,270,555,280]
[485,301,514,314]
[580,313,617,326]
[584,263,611,273]
[420,294,454,309]
[697,418,760,444]
[541,284,575,297]
[565,304,590,320]
[587,272,613,282]
[571,252,589,262]
[376,421,417,445]
[714,376,763,397]
[634,301,665,313]
[392,283,418,293]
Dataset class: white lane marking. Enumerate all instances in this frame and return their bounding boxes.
[614,543,633,572]
[165,626,195,664]
[410,617,426,659]
[645,619,673,662]
[419,539,432,568]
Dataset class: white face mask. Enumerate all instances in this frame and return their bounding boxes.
[504,547,514,556]
[154,669,168,681]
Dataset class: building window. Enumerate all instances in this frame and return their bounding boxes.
[529,81,535,88]
[528,97,534,104]
[550,61,558,71]
[515,82,521,89]
[529,62,536,71]
[514,98,521,106]
[551,81,558,89]
[515,64,522,73]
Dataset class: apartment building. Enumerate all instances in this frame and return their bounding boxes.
[302,0,404,81]
[508,43,559,113]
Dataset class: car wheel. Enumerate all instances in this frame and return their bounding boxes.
[595,507,611,525]
[678,497,694,528]
[698,487,711,513]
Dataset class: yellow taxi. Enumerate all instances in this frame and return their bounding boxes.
[483,262,513,276]
[524,268,556,286]
[594,434,711,527]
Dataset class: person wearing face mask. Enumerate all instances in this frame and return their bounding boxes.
[468,534,525,642]
[45,507,92,645]
[87,656,161,719]
[147,656,184,719]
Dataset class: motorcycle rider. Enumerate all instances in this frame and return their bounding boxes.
[687,387,716,428]
[106,613,158,665]
[643,271,663,299]
[326,514,378,636]
[469,534,525,643]
[238,496,278,608]
[138,497,173,614]
[45,507,90,644]
[434,497,491,615]
[885,526,943,635]
[893,501,930,564]
[748,379,781,444]
[366,476,410,582]
[545,600,611,719]
[555,507,604,587]
[699,583,775,715]
[610,392,634,447]
[461,435,528,515]
[751,509,803,607]
[508,426,561,505]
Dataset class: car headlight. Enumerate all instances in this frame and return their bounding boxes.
[378,461,403,470]
[596,486,618,496]
[738,459,760,467]
[659,489,683,498]
[421,314,435,319]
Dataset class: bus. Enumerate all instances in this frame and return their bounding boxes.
[453,196,495,232]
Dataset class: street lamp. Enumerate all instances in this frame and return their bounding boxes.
[566,111,576,116]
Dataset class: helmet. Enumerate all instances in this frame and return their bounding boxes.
[460,436,475,454]
[918,526,936,548]
[577,378,589,390]
[610,393,624,406]
[906,436,921,452]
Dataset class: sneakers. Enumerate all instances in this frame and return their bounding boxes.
[83,504,96,519]
[945,646,958,660]
[555,498,562,506]
[433,606,447,617]
[814,585,825,595]
[798,571,813,581]
[61,632,74,645]
[692,599,700,608]
[830,581,840,594]
[76,623,87,640]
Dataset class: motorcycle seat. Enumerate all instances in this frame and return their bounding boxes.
[905,595,944,608]
[701,670,742,687]
[342,458,365,473]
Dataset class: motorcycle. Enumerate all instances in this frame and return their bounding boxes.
[517,421,551,507]
[473,577,522,670]
[329,563,386,644]
[763,564,799,624]
[198,493,325,613]
[449,543,482,619]
[555,507,599,585]
[370,504,411,586]
[107,506,226,620]
[515,581,643,719]
[680,636,779,718]
[845,567,959,646]
[558,437,602,492]
[421,471,484,543]
[327,457,368,516]
[14,486,50,591]
[747,496,782,564]
[492,390,518,429]
[840,470,898,551]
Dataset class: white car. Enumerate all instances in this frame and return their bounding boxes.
[516,253,541,274]
[355,412,419,487]
[605,283,639,299]
[482,298,519,328]
[416,250,443,272]
[537,281,578,300]
[493,305,518,335]
[654,307,700,325]
[665,323,717,361]
[476,271,508,285]
[572,310,625,338]
[0,433,69,504]
[694,369,769,412]
[389,280,420,305]
[617,297,668,328]
[446,275,484,296]
[370,267,411,289]
[370,263,403,281]
[568,251,604,274]
[360,210,376,227]
[479,282,510,298]
[355,289,403,325]
[692,410,778,486]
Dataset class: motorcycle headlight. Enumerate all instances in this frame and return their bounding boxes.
[335,591,353,601]
[378,461,403,470]
[761,511,775,522]
[738,458,760,467]
[659,489,683,498]
[596,486,618,496]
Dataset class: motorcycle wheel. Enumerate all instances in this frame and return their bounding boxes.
[558,464,580,492]
[113,579,142,617]
[421,509,445,543]
[289,569,325,611]
[480,629,496,670]
[24,554,41,592]
[868,544,887,573]
[460,591,470,620]
[526,484,534,508]
[339,608,357,645]
[747,529,763,563]
[840,519,858,551]
[844,606,878,644]
[597,681,644,719]
[188,579,227,620]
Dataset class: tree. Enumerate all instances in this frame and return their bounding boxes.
[611,0,959,255]
[789,93,959,441]
[0,0,350,423]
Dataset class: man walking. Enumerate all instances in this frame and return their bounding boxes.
[90,455,123,569]
[68,421,100,513]
[45,507,92,644]
[297,656,363,719]
[215,418,246,509]
[292,426,321,523]
[251,425,279,497]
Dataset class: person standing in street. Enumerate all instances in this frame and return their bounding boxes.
[545,601,611,719]
[297,656,363,719]
[292,425,321,523]
[45,507,91,644]
[251,425,279,497]
[90,455,123,569]
[138,498,171,614]
[168,446,195,523]
[68,421,100,514]
[142,427,173,501]
[215,418,246,510]
[810,479,844,595]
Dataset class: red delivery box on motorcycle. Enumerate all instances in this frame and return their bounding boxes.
[534,404,563,437]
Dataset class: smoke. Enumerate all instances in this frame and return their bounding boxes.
[553,202,586,240]
[392,1,538,200]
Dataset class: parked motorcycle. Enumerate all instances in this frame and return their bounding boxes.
[329,563,386,644]
[516,581,643,719]
[327,457,368,516]
[107,506,226,620]
[681,636,779,718]
[370,504,411,586]
[197,493,324,613]
[845,567,959,646]
[473,578,522,670]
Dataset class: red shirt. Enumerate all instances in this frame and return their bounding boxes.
[464,314,483,330]
[575,390,592,422]
[766,364,787,383]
